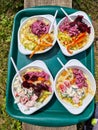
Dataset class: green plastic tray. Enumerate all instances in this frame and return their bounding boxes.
[6,6,95,127]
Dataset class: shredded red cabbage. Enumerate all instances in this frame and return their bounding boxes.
[30,20,50,37]
[73,68,88,88]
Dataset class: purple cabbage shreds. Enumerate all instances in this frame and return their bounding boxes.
[68,25,80,37]
[41,83,49,91]
[30,20,50,37]
[59,17,70,32]
[73,68,88,88]
[22,80,36,89]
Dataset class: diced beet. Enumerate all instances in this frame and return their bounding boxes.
[23,74,30,80]
[78,23,86,33]
[42,84,49,91]
[34,83,42,92]
[74,15,83,22]
[77,21,91,34]
[77,22,85,32]
[76,78,80,84]
[29,83,36,89]
[22,81,30,89]
[30,75,38,81]
[35,83,49,92]
[87,26,91,34]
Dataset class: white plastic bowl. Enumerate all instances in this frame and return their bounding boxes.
[12,60,54,115]
[57,11,95,56]
[54,59,96,114]
[18,15,57,55]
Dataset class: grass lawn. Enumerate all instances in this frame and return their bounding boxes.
[0,0,98,130]
[0,1,23,130]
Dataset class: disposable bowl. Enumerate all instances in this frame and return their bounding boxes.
[18,15,57,55]
[54,59,96,114]
[12,60,54,114]
[57,11,95,56]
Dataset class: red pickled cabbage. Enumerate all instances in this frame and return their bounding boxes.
[59,17,80,36]
[30,20,50,37]
[73,68,88,88]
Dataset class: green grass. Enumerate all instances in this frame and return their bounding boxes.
[0,1,23,130]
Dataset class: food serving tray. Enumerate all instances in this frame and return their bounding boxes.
[6,6,95,126]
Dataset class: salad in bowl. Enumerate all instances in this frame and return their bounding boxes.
[54,59,96,114]
[12,60,54,114]
[18,15,57,56]
[57,11,94,56]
